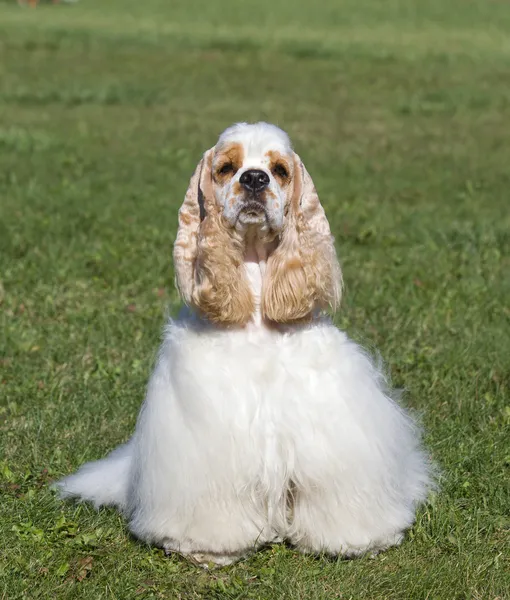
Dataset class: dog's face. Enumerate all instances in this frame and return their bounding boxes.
[174,122,342,325]
[210,123,294,238]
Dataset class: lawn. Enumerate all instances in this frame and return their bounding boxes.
[0,0,509,598]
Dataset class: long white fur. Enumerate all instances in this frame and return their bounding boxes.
[56,122,432,566]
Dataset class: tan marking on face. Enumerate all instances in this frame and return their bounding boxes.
[214,142,244,184]
[266,150,291,186]
[228,180,244,208]
[257,187,277,205]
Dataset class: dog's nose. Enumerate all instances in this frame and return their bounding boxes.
[239,169,270,193]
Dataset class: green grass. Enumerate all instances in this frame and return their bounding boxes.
[0,0,509,598]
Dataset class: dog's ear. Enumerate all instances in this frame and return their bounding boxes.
[173,148,213,304]
[262,153,342,323]
[173,148,254,325]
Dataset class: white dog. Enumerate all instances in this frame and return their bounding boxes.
[56,122,432,567]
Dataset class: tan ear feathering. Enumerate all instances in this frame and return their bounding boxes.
[262,153,342,323]
[173,148,254,325]
[173,150,210,305]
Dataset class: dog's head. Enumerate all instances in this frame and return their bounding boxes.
[211,122,292,238]
[174,122,342,325]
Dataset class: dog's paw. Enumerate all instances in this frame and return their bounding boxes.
[186,552,242,569]
[162,539,246,569]
[293,530,405,559]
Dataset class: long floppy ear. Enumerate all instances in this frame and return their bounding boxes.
[173,151,209,305]
[173,148,254,325]
[262,153,342,323]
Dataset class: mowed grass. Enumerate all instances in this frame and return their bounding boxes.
[0,0,509,598]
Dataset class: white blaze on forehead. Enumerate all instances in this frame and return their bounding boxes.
[217,122,293,167]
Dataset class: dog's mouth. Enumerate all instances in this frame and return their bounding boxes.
[237,200,267,225]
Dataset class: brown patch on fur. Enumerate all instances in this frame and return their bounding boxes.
[261,155,341,323]
[179,210,193,226]
[214,142,244,184]
[174,147,255,324]
[228,181,244,208]
[174,155,207,304]
[192,213,254,325]
[266,150,291,186]
[189,150,254,325]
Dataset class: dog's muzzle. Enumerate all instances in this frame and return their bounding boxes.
[238,199,267,225]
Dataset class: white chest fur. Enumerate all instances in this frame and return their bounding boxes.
[57,314,431,565]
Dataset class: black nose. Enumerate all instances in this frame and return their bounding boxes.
[239,169,270,192]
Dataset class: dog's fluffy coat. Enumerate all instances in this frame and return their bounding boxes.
[56,123,432,566]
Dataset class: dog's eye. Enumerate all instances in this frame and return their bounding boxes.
[218,163,235,175]
[272,163,288,179]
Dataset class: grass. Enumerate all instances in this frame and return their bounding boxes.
[0,0,509,598]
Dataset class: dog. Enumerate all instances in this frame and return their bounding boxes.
[56,122,432,567]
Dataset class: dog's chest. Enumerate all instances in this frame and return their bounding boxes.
[169,322,338,449]
[163,320,346,521]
